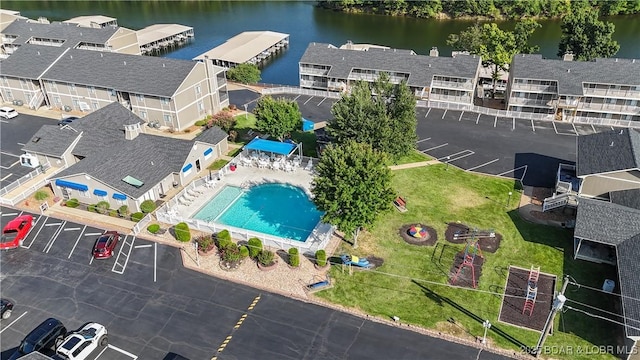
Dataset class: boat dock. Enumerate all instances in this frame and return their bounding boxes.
[137,23,194,54]
[194,31,289,68]
[63,15,118,28]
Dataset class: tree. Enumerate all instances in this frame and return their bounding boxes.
[311,141,395,249]
[226,63,261,84]
[328,73,417,160]
[210,111,235,132]
[447,20,540,97]
[253,96,302,141]
[557,6,620,61]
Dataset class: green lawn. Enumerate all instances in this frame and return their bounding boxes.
[208,159,229,170]
[392,150,433,165]
[316,164,620,360]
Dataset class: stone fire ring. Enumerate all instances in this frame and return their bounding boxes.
[398,224,438,246]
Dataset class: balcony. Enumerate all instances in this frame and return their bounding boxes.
[299,67,329,76]
[300,79,328,89]
[348,73,407,83]
[429,93,472,104]
[579,102,640,114]
[328,81,346,91]
[583,87,640,100]
[1,37,17,44]
[511,83,558,93]
[431,80,473,91]
[508,97,553,107]
[555,163,580,194]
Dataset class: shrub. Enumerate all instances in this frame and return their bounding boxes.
[194,120,207,126]
[66,198,80,208]
[131,212,144,222]
[315,249,327,267]
[239,245,249,259]
[140,199,156,213]
[174,222,191,242]
[247,237,262,258]
[96,201,110,214]
[257,249,275,266]
[34,190,49,201]
[217,229,231,242]
[184,129,191,133]
[108,210,118,217]
[118,205,129,217]
[87,204,97,213]
[196,234,214,251]
[222,243,241,263]
[211,111,236,132]
[288,248,300,267]
[147,224,161,234]
[229,104,237,111]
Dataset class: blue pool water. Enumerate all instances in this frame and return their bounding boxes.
[193,184,323,241]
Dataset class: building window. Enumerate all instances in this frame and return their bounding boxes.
[161,97,170,105]
[110,89,117,97]
[70,83,76,91]
[20,79,27,86]
[195,85,201,95]
[92,101,99,110]
[51,81,58,91]
[4,90,13,101]
[79,190,89,197]
[72,99,80,109]
[140,110,147,119]
[115,198,126,205]
[163,114,172,123]
[136,94,144,102]
[89,86,96,94]
[198,100,205,113]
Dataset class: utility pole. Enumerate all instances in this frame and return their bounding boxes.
[533,275,569,357]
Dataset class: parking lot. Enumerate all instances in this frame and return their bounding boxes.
[0,207,509,360]
[0,113,58,188]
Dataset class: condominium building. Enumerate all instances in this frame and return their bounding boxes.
[299,43,481,106]
[0,44,229,130]
[1,17,140,55]
[506,54,640,124]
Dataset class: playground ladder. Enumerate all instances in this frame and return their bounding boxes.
[522,266,541,316]
[451,254,477,288]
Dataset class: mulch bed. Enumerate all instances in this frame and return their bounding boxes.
[366,256,384,269]
[444,222,502,253]
[498,266,556,332]
[448,251,484,288]
[398,224,438,246]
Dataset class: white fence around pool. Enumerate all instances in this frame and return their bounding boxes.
[154,175,334,254]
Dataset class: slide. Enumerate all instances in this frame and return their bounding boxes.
[341,254,371,268]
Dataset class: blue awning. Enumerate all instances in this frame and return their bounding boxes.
[93,189,107,196]
[112,193,127,200]
[55,179,88,191]
[244,138,296,155]
[203,147,213,156]
[182,163,193,172]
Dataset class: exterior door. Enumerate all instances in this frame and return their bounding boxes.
[196,159,201,172]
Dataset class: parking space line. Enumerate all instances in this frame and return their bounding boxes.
[23,216,47,249]
[293,95,301,101]
[105,344,138,359]
[94,346,109,359]
[1,161,19,169]
[572,123,577,135]
[441,109,447,119]
[531,119,535,132]
[591,124,596,133]
[1,212,19,217]
[552,121,558,134]
[134,244,152,249]
[17,142,25,146]
[416,137,431,144]
[45,222,63,226]
[425,108,431,118]
[422,143,448,152]
[64,227,81,231]
[0,173,12,181]
[611,126,615,130]
[44,221,66,253]
[154,242,157,282]
[317,97,326,106]
[0,151,19,158]
[85,232,102,236]
[493,116,497,127]
[0,311,28,334]
[512,117,515,130]
[69,225,87,258]
[497,165,528,183]
[467,158,500,171]
[438,150,474,162]
[112,236,136,274]
[303,96,314,105]
[476,113,481,124]
[458,112,464,121]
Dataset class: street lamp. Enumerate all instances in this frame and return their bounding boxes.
[445,156,451,171]
[482,320,491,344]
[506,191,513,208]
[243,103,248,121]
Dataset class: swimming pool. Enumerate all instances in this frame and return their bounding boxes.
[193,183,323,241]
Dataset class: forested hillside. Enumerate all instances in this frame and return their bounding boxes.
[316,0,640,19]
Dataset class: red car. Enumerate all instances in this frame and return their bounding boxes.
[1,215,33,250]
[92,231,120,259]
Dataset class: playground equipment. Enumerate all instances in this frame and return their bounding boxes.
[450,229,485,288]
[453,228,495,242]
[522,266,541,316]
[341,254,372,269]
[305,274,332,293]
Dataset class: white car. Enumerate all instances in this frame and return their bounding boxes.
[0,107,18,119]
[55,322,108,360]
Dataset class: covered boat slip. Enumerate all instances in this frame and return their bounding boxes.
[194,31,289,68]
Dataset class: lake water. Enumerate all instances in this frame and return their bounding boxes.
[4,1,640,85]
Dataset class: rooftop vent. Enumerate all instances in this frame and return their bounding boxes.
[563,52,574,62]
[37,51,40,55]
[123,61,126,65]
[620,129,624,135]
[100,53,103,57]
[428,64,431,68]
[610,141,615,147]
[32,137,40,143]
[567,69,571,73]
[429,47,439,57]
[163,63,165,67]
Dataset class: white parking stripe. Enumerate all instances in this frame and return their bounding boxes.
[69,225,87,258]
[17,142,25,146]
[94,346,109,359]
[85,232,102,236]
[1,212,18,217]
[134,244,152,249]
[476,113,481,124]
[416,137,431,144]
[293,95,301,101]
[531,119,535,132]
[497,165,528,179]
[0,173,12,181]
[441,109,447,119]
[64,227,81,231]
[317,97,326,106]
[422,143,448,152]
[552,121,558,134]
[591,124,596,133]
[611,126,615,130]
[44,221,66,253]
[0,151,19,158]
[493,116,497,127]
[24,216,48,249]
[458,112,464,121]
[303,96,314,105]
[0,311,28,334]
[425,108,431,118]
[512,117,515,130]
[467,158,500,171]
[572,123,577,135]
[0,161,19,169]
[440,150,475,163]
[45,223,63,226]
[106,344,138,359]
[437,150,469,161]
[154,242,157,282]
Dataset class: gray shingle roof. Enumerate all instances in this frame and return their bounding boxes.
[610,189,640,211]
[576,129,640,176]
[615,234,640,338]
[511,54,640,96]
[21,125,81,157]
[300,43,480,87]
[52,103,227,198]
[41,48,198,97]
[0,44,68,79]
[1,18,118,48]
[573,198,640,245]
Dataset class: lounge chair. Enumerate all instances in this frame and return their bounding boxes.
[178,197,191,206]
[304,160,313,171]
[183,192,196,201]
[393,196,408,213]
[187,188,200,197]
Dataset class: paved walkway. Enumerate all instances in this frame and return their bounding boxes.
[389,160,440,170]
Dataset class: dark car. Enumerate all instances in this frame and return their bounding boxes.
[92,231,120,259]
[57,116,79,126]
[163,353,190,360]
[1,298,14,320]
[1,214,33,250]
[9,318,66,360]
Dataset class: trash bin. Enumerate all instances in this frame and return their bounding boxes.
[602,279,615,293]
[230,163,237,172]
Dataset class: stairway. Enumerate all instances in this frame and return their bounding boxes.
[542,193,577,212]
